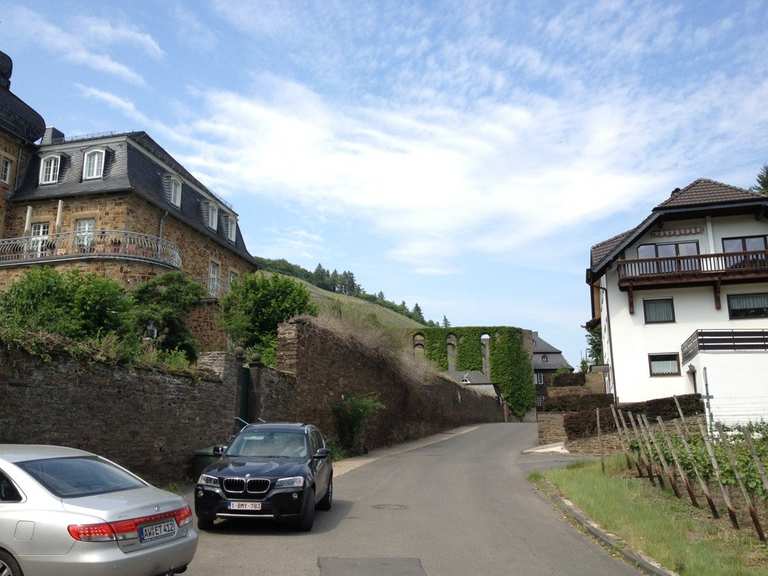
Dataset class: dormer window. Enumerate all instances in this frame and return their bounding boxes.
[170,177,182,207]
[224,214,237,242]
[40,155,60,185]
[207,202,218,230]
[83,149,105,180]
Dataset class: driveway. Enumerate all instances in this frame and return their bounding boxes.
[185,423,638,575]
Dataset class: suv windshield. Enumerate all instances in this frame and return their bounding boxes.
[18,457,144,498]
[227,430,308,458]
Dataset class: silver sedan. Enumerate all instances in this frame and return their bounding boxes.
[0,445,197,576]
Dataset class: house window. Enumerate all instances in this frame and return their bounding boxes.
[0,157,11,184]
[643,298,675,324]
[207,203,218,230]
[208,261,220,297]
[83,150,105,180]
[170,177,182,207]
[535,372,544,385]
[728,293,768,319]
[30,222,50,256]
[40,155,60,185]
[75,218,96,249]
[648,353,680,377]
[225,215,237,242]
[722,236,767,268]
[228,270,239,290]
[541,354,549,363]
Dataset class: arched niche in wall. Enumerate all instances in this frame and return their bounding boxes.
[413,333,425,362]
[480,333,491,376]
[446,333,458,372]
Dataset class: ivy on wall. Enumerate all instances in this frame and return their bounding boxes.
[416,327,534,418]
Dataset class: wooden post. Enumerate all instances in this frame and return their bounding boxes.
[631,411,663,486]
[699,421,739,529]
[716,423,765,542]
[619,409,645,478]
[610,404,633,471]
[596,408,605,474]
[642,414,680,498]
[744,425,768,496]
[674,420,719,518]
[657,416,699,507]
[627,411,655,483]
[637,414,668,490]
[673,395,687,429]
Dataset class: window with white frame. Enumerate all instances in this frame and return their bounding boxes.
[83,150,105,180]
[170,177,182,207]
[40,155,60,185]
[225,214,237,242]
[228,270,239,290]
[30,222,50,256]
[75,218,96,249]
[0,157,11,184]
[208,261,220,297]
[207,203,219,230]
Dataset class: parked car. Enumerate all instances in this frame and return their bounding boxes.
[195,423,333,531]
[0,445,197,576]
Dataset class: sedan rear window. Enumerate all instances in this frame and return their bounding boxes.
[18,457,144,498]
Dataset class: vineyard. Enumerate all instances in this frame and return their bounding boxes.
[603,401,768,543]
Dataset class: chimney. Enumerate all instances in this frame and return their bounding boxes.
[42,127,65,145]
[670,187,681,197]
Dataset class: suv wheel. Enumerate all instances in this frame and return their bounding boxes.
[0,550,23,576]
[197,514,215,531]
[296,487,316,531]
[317,478,333,511]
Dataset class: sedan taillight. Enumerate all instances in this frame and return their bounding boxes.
[68,505,193,542]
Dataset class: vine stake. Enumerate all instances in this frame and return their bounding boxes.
[627,411,655,484]
[744,425,768,496]
[715,423,765,542]
[641,414,680,498]
[673,420,719,518]
[698,421,739,529]
[657,416,698,507]
[618,409,645,478]
[610,404,633,471]
[596,408,605,475]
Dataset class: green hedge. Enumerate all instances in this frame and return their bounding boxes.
[417,327,534,418]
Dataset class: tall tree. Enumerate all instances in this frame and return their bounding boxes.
[412,303,425,323]
[376,291,385,301]
[442,315,451,328]
[330,269,340,293]
[752,164,768,196]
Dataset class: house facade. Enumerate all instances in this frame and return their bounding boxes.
[587,178,768,424]
[0,50,257,350]
[531,332,572,405]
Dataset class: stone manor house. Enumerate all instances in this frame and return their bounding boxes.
[0,51,257,349]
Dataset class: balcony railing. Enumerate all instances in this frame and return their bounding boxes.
[0,230,182,269]
[618,250,768,285]
[681,329,768,363]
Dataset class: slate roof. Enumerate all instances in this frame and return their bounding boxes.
[589,178,768,275]
[11,131,255,264]
[655,178,763,209]
[0,50,45,143]
[445,370,493,385]
[532,353,572,371]
[532,333,562,354]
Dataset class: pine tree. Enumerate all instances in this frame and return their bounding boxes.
[376,291,385,301]
[752,165,768,196]
[412,303,425,323]
[442,315,450,328]
[330,270,340,293]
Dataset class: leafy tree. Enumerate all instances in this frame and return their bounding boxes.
[411,303,425,323]
[580,358,589,374]
[751,164,768,196]
[442,315,451,328]
[376,291,385,300]
[221,273,318,362]
[330,269,340,293]
[130,272,205,361]
[586,325,603,365]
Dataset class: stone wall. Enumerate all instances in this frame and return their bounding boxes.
[0,131,24,238]
[186,299,229,352]
[269,318,504,448]
[0,348,239,484]
[537,413,566,444]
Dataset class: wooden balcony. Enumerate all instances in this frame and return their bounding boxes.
[617,250,768,313]
[682,329,768,363]
[0,230,182,269]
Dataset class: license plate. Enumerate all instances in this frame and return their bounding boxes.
[140,519,177,542]
[229,501,262,511]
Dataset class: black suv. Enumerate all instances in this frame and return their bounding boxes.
[195,423,333,531]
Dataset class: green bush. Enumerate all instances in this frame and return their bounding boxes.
[220,272,318,352]
[332,394,385,454]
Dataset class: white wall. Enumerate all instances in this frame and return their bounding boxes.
[690,353,768,425]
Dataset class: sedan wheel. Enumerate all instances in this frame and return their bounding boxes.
[0,551,22,576]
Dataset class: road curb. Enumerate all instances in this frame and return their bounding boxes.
[537,482,678,576]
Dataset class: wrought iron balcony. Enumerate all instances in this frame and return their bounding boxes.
[0,230,182,269]
[681,329,768,363]
[617,250,768,288]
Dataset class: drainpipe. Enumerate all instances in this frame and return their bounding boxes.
[599,284,618,403]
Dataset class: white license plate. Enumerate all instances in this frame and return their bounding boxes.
[229,501,262,511]
[140,519,177,542]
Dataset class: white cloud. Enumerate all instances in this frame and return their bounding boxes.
[3,6,146,84]
[77,17,165,60]
[75,84,149,124]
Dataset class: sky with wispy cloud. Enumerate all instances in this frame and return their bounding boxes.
[3,1,767,364]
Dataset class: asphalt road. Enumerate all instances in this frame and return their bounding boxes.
[185,423,639,576]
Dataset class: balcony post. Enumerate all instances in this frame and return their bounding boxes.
[627,285,634,314]
[713,280,721,310]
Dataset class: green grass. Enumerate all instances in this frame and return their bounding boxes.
[541,456,768,575]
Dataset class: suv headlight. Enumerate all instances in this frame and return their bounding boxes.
[274,476,305,489]
[198,474,220,488]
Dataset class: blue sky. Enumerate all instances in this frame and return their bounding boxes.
[3,0,768,365]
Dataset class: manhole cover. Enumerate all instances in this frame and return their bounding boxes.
[319,557,426,575]
[371,504,408,511]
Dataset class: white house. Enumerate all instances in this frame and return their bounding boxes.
[586,179,768,424]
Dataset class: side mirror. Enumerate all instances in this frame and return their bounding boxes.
[213,445,227,457]
[314,448,331,459]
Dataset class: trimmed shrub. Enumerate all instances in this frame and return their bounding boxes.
[540,393,613,412]
[552,372,585,387]
[332,394,385,454]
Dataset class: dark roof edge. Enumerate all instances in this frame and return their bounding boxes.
[590,199,768,278]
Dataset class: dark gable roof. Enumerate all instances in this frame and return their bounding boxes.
[654,178,763,209]
[11,132,255,264]
[532,333,561,354]
[589,178,768,276]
